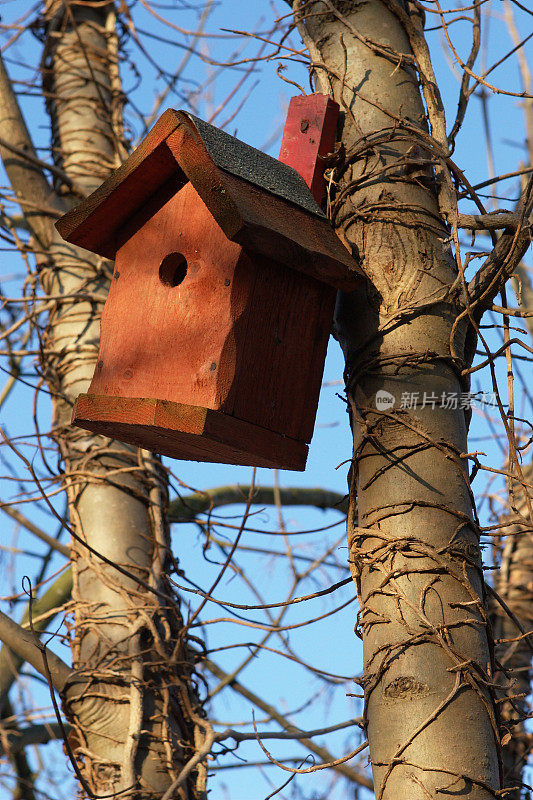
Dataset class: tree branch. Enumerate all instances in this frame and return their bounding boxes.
[0,586,73,699]
[0,51,64,248]
[216,716,363,742]
[203,659,372,789]
[0,135,85,199]
[291,0,332,94]
[0,568,73,705]
[1,698,37,800]
[457,211,527,231]
[0,721,68,755]
[467,178,533,312]
[168,486,348,522]
[1,505,70,557]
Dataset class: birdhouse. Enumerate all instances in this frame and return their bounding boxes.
[55,95,362,471]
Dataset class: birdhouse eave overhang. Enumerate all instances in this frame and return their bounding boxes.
[55,109,362,291]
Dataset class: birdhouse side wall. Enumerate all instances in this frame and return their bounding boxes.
[224,253,336,443]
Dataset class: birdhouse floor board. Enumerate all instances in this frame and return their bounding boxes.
[72,394,308,471]
[55,103,366,470]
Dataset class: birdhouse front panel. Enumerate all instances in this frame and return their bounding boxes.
[88,181,245,413]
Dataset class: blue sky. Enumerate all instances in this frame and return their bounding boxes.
[1,1,532,798]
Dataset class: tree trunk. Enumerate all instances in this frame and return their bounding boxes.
[0,3,204,797]
[291,1,502,797]
[492,509,533,797]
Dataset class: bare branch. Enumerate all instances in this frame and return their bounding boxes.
[203,659,373,789]
[0,52,64,247]
[0,135,85,199]
[457,211,527,231]
[1,698,38,800]
[466,188,533,312]
[168,485,348,522]
[0,569,73,705]
[0,721,68,755]
[1,505,70,557]
[0,609,72,693]
[216,716,363,742]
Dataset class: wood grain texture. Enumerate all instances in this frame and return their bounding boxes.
[88,181,333,443]
[57,105,364,469]
[88,182,247,412]
[224,252,336,442]
[278,93,339,204]
[55,108,184,255]
[72,394,308,470]
[214,171,359,291]
[167,126,361,290]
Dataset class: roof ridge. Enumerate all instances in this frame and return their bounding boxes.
[183,112,326,219]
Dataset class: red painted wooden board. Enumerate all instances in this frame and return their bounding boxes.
[55,107,363,291]
[89,182,245,414]
[72,394,308,470]
[278,94,339,203]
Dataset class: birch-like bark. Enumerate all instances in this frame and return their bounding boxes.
[42,5,204,797]
[0,3,203,797]
[492,474,533,799]
[491,8,533,791]
[291,1,502,797]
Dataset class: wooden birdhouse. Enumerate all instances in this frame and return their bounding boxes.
[55,94,362,471]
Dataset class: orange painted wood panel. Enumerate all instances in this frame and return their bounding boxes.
[225,254,336,441]
[73,394,308,470]
[214,171,360,291]
[56,109,186,257]
[88,181,252,412]
[57,108,362,290]
[87,176,335,447]
[166,129,362,291]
